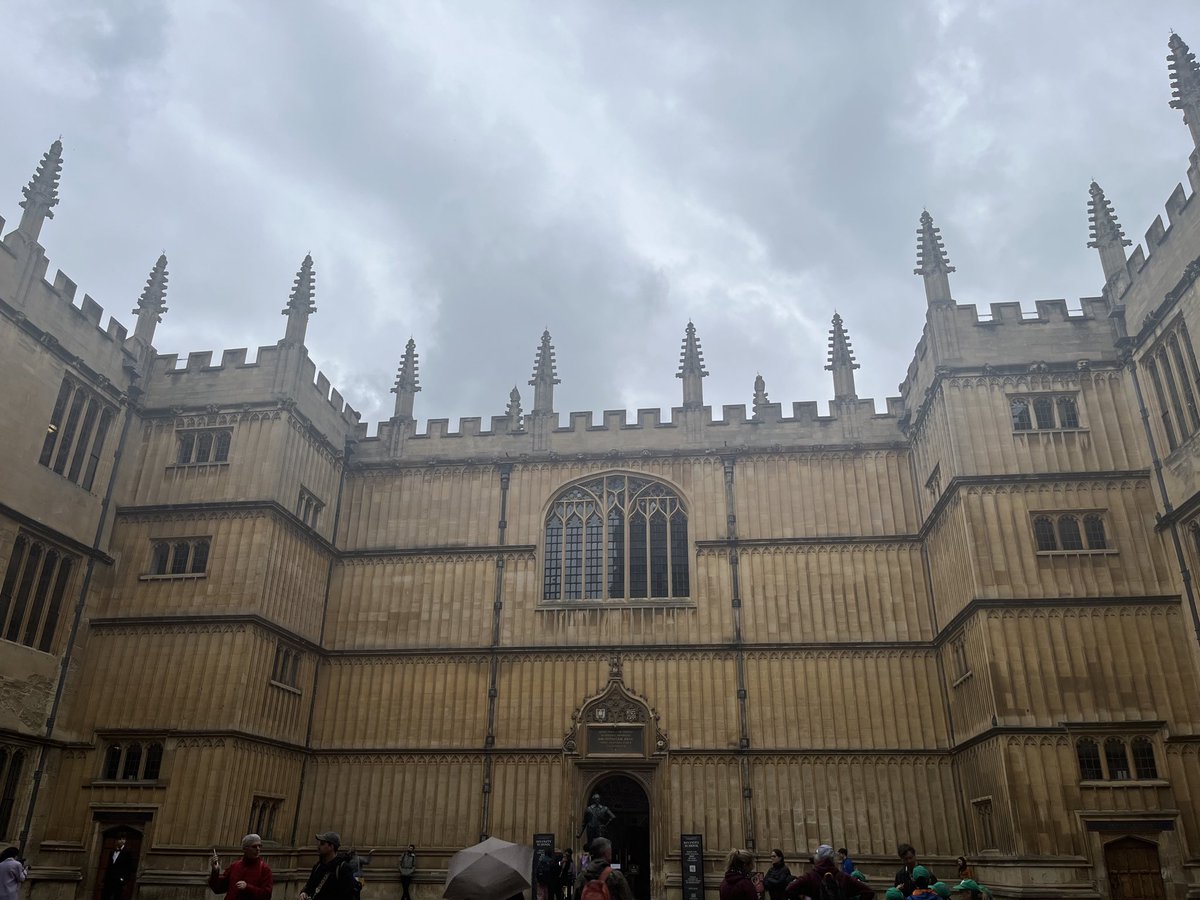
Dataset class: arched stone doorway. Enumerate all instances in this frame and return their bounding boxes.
[589,774,650,900]
[1104,836,1166,900]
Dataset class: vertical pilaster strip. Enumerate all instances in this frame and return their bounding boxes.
[480,463,513,839]
[1127,359,1200,642]
[722,456,755,848]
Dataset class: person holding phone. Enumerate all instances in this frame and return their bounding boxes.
[209,834,273,900]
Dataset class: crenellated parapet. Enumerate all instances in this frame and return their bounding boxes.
[356,394,907,464]
[1105,153,1200,344]
[899,296,1118,429]
[140,343,361,449]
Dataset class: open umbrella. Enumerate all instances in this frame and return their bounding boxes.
[443,836,534,899]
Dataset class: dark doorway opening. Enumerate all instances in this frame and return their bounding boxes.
[94,825,143,900]
[589,774,650,900]
[1104,836,1166,900]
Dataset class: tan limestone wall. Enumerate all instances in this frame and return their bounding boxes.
[745,651,947,750]
[312,657,490,749]
[738,544,932,643]
[733,451,919,539]
[324,557,497,650]
[984,605,1200,730]
[98,512,328,643]
[296,754,484,850]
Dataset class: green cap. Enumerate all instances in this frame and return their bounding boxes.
[886,889,906,900]
[954,880,990,895]
[931,882,952,899]
[851,870,868,882]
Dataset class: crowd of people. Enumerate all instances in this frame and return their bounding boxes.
[719,842,993,900]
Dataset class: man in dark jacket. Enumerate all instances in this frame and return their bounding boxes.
[786,845,874,899]
[299,832,358,900]
[573,838,631,900]
[101,835,137,900]
[894,843,936,897]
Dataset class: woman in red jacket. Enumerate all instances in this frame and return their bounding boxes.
[720,849,759,900]
[209,835,273,900]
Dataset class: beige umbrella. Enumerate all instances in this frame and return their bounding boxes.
[443,836,534,900]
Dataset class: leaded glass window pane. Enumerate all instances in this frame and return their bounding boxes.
[1131,737,1158,779]
[170,542,190,575]
[1105,738,1131,780]
[563,514,584,600]
[1011,398,1032,431]
[1058,516,1083,551]
[191,540,210,574]
[607,508,624,599]
[585,513,604,599]
[671,510,689,597]
[649,510,669,598]
[1084,515,1107,550]
[1034,517,1058,551]
[1057,396,1079,429]
[544,519,562,600]
[1077,739,1102,780]
[629,510,648,598]
[1033,396,1055,429]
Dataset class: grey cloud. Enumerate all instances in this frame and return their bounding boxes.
[0,1,1197,427]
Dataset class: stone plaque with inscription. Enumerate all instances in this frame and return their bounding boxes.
[586,724,646,756]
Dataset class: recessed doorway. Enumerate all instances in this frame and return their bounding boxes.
[588,774,650,900]
[1104,836,1166,900]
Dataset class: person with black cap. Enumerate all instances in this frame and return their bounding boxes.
[299,832,357,900]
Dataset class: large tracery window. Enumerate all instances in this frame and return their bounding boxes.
[543,474,690,601]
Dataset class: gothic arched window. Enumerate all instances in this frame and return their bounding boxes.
[1076,738,1102,780]
[543,474,690,601]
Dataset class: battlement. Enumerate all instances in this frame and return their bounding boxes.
[0,234,137,389]
[899,295,1119,417]
[143,342,360,442]
[355,394,907,462]
[1115,151,1200,331]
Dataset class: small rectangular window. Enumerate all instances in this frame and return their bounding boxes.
[145,538,211,578]
[248,796,283,841]
[174,429,233,465]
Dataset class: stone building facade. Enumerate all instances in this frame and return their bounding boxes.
[4,34,1200,900]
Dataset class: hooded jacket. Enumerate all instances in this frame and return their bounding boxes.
[719,868,759,900]
[786,859,876,899]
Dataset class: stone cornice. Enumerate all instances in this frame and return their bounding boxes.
[0,502,115,564]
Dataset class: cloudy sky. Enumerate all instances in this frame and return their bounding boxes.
[2,1,1198,429]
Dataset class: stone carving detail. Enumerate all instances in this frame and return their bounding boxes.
[562,655,669,755]
[0,672,54,730]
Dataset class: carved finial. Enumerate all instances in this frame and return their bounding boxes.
[506,386,523,431]
[1087,181,1132,288]
[281,254,316,345]
[391,337,421,420]
[825,311,860,401]
[914,210,955,305]
[529,330,560,414]
[1169,32,1200,150]
[131,253,169,346]
[676,321,708,409]
[752,373,769,418]
[15,138,63,243]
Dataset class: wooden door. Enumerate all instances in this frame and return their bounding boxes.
[1105,836,1166,900]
